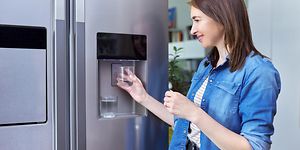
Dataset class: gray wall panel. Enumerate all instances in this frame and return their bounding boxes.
[270,0,300,149]
[248,0,300,149]
[248,0,272,58]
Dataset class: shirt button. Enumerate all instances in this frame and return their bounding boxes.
[183,129,187,134]
[202,99,206,102]
[192,92,195,96]
[209,79,213,83]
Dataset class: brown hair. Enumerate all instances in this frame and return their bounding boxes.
[189,0,264,72]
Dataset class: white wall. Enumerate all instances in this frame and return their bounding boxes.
[248,0,300,149]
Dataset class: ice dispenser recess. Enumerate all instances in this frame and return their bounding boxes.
[97,32,147,119]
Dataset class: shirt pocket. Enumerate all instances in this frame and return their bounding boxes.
[212,81,241,114]
[215,81,240,95]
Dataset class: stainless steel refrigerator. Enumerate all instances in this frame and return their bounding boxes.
[0,0,168,150]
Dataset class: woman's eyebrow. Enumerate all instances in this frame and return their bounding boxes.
[191,16,201,20]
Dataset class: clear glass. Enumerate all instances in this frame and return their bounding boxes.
[100,96,118,118]
[119,65,135,86]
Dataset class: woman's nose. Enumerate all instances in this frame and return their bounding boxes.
[190,24,197,35]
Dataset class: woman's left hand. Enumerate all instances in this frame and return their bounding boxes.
[164,90,198,120]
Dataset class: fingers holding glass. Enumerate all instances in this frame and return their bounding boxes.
[118,66,135,87]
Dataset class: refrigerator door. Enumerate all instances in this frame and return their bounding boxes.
[74,0,169,150]
[0,0,54,150]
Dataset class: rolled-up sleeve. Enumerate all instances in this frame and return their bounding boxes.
[239,63,281,150]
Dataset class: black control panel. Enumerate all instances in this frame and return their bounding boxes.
[97,32,147,60]
[0,24,46,49]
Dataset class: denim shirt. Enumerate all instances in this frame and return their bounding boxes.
[169,51,281,150]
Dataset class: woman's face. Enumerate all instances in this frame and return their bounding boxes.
[190,6,225,49]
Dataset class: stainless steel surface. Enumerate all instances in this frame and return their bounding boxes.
[0,0,54,150]
[55,0,66,20]
[69,0,77,149]
[0,48,46,125]
[0,0,52,26]
[83,0,169,149]
[55,2,87,150]
[75,0,85,22]
[75,22,87,150]
[1,0,168,149]
[55,19,70,150]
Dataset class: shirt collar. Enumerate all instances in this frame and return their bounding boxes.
[206,51,230,66]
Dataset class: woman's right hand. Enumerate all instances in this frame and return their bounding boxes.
[116,69,148,103]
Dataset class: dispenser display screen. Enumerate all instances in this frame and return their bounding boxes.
[97,32,147,60]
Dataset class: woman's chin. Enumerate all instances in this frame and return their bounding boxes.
[200,43,209,49]
[199,42,214,49]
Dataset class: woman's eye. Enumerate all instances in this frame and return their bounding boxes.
[193,19,200,23]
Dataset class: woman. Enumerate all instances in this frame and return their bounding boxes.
[117,0,281,149]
